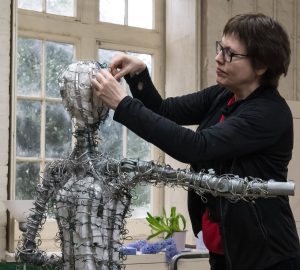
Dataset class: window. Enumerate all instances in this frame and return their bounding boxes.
[98,48,152,217]
[99,0,153,29]
[18,0,75,16]
[10,0,165,251]
[16,37,74,199]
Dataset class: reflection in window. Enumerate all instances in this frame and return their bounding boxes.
[46,103,72,158]
[98,48,151,218]
[17,38,42,96]
[15,37,74,199]
[46,0,74,16]
[16,162,40,199]
[127,129,150,160]
[99,110,123,159]
[97,48,151,160]
[98,48,122,67]
[16,101,41,157]
[46,41,73,98]
[18,0,75,17]
[99,0,153,29]
[128,52,152,75]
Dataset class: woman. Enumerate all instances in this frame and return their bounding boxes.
[92,13,300,270]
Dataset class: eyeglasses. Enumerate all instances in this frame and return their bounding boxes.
[216,41,248,63]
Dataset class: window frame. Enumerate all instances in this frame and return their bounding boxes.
[9,0,165,252]
[11,30,78,198]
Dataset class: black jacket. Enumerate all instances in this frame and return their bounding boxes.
[114,69,300,270]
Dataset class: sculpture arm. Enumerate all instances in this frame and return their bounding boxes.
[107,158,295,201]
[16,160,70,266]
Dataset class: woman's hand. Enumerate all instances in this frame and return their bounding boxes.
[109,52,146,81]
[91,69,127,110]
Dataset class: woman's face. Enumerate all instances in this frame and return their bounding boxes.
[215,34,264,99]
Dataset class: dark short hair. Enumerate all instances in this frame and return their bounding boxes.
[223,13,291,88]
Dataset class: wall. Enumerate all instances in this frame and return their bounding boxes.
[0,0,12,260]
[202,0,300,99]
[165,0,201,245]
[165,0,300,246]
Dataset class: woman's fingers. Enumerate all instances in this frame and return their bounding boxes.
[91,77,102,90]
[108,53,146,81]
[91,69,127,110]
[114,67,130,81]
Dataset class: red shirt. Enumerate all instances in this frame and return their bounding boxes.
[201,95,235,255]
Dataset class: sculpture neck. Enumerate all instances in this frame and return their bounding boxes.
[73,126,98,158]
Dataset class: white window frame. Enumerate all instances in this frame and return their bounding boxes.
[9,0,165,252]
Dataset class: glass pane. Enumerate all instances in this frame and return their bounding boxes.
[98,49,151,216]
[131,184,150,218]
[98,48,122,66]
[126,52,152,217]
[16,101,41,157]
[46,0,75,16]
[128,126,151,217]
[98,49,123,158]
[127,128,151,217]
[98,110,123,159]
[126,52,151,160]
[46,103,72,158]
[16,162,40,199]
[128,0,153,29]
[127,129,150,160]
[18,0,42,11]
[128,52,152,74]
[99,0,125,25]
[17,37,42,96]
[46,41,74,98]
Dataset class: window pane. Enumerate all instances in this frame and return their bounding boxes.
[98,48,122,65]
[97,48,152,217]
[16,101,41,157]
[46,41,74,98]
[128,52,152,74]
[18,0,42,11]
[98,49,123,158]
[99,0,125,25]
[127,51,151,159]
[46,103,72,158]
[46,0,75,16]
[127,129,151,218]
[126,52,152,217]
[98,110,123,159]
[17,38,42,96]
[131,184,150,218]
[127,130,150,160]
[16,162,40,199]
[128,0,153,29]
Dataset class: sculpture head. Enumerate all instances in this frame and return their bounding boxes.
[59,61,109,129]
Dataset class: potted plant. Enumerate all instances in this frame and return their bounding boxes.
[146,207,187,251]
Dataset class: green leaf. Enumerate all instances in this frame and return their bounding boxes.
[146,207,187,240]
[177,213,186,231]
[147,230,165,240]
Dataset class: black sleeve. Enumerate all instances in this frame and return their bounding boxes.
[124,68,223,125]
[124,68,163,112]
[113,96,292,164]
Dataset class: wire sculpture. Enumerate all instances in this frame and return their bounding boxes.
[16,61,295,270]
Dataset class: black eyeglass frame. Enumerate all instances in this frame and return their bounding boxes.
[216,41,248,63]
